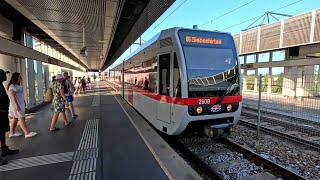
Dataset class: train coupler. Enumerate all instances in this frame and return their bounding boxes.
[204,123,233,138]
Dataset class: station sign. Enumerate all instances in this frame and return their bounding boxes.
[48,57,58,65]
[241,63,254,69]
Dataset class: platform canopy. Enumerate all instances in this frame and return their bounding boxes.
[2,0,175,71]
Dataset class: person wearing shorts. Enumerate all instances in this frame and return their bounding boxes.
[63,72,78,118]
[50,74,72,131]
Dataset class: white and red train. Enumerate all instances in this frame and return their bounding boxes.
[111,27,242,137]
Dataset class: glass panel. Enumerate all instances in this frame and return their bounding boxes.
[272,67,284,75]
[271,67,284,93]
[33,60,39,102]
[258,68,269,75]
[184,46,236,80]
[183,45,239,97]
[258,52,270,63]
[239,56,244,64]
[41,41,45,54]
[48,46,52,57]
[272,50,285,61]
[148,57,157,93]
[246,54,256,63]
[25,58,29,104]
[173,53,181,97]
[246,70,255,90]
[313,65,320,96]
[159,54,170,95]
[42,65,45,95]
[258,68,269,92]
[33,37,41,52]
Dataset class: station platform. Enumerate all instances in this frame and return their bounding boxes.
[0,82,201,180]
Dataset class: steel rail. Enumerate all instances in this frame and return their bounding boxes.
[238,120,320,152]
[223,138,306,180]
[242,111,320,135]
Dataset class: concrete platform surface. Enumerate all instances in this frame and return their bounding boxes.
[0,82,201,180]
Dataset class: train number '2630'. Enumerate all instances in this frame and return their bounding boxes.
[199,99,210,105]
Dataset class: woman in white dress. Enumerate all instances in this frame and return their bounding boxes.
[8,72,37,138]
[73,77,81,96]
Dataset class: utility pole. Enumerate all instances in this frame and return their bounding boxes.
[130,36,143,54]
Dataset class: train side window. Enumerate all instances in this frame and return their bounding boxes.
[159,54,170,96]
[173,52,181,97]
[148,57,157,93]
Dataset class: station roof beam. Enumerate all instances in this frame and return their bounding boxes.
[3,0,175,71]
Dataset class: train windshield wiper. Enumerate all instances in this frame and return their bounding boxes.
[216,83,238,104]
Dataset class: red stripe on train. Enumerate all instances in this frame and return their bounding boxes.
[130,87,242,106]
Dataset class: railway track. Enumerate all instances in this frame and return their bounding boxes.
[243,108,320,133]
[176,135,305,180]
[240,110,320,152]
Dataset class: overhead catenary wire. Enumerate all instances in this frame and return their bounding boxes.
[200,0,258,28]
[142,0,189,40]
[221,0,304,31]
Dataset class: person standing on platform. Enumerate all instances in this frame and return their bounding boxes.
[0,69,19,166]
[81,76,86,93]
[50,76,56,110]
[8,72,37,138]
[63,72,78,118]
[50,74,72,131]
[93,74,96,82]
[73,77,80,96]
[86,76,91,89]
[144,77,149,90]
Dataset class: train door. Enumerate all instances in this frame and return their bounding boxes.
[171,52,182,123]
[157,53,171,124]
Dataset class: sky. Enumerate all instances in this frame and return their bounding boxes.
[107,0,320,70]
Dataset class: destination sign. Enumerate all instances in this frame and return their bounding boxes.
[185,36,222,45]
[178,29,234,49]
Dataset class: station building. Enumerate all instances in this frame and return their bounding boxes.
[234,9,320,97]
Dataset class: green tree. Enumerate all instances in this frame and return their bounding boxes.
[246,74,255,90]
[271,73,283,93]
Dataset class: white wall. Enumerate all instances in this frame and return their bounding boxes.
[0,15,18,89]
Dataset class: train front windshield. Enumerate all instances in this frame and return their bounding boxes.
[178,29,240,97]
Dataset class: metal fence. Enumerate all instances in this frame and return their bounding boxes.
[241,73,320,148]
[242,73,320,121]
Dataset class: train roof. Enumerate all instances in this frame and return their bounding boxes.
[111,27,232,71]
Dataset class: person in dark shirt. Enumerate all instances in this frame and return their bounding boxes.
[144,77,149,90]
[0,69,19,166]
[81,76,86,93]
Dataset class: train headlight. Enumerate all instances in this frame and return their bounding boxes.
[227,104,232,111]
[196,107,203,114]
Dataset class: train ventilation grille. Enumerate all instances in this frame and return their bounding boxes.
[160,37,173,48]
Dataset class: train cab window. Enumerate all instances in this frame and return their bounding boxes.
[159,54,170,95]
[173,53,181,97]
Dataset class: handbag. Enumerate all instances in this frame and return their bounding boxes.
[44,87,53,102]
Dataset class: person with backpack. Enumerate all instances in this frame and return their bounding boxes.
[63,72,78,118]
